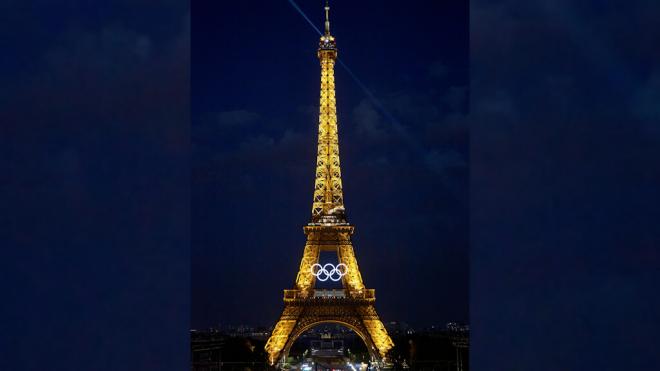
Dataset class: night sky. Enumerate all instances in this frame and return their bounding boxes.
[2,1,660,371]
[470,1,660,369]
[1,1,190,370]
[192,0,469,329]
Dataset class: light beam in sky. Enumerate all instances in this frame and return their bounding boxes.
[285,0,423,155]
[286,0,323,36]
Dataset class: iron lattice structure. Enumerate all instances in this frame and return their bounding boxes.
[265,3,393,366]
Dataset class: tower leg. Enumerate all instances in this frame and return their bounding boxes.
[265,306,303,365]
[294,243,320,293]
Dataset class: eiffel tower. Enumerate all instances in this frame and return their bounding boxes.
[265,1,394,366]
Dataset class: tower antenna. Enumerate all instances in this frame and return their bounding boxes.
[324,0,330,35]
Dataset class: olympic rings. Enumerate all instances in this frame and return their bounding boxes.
[310,263,348,282]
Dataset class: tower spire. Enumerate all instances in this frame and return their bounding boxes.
[324,0,331,35]
[313,0,342,224]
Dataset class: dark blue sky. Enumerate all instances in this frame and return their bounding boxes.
[1,1,189,370]
[2,1,660,371]
[192,0,469,329]
[470,1,660,369]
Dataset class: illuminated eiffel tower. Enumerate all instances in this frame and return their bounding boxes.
[265,1,394,366]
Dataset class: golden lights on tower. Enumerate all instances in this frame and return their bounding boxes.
[264,2,393,365]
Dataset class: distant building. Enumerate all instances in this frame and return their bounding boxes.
[310,332,345,357]
[191,330,225,371]
[385,321,415,336]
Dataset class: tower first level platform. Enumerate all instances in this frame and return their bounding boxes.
[265,225,393,365]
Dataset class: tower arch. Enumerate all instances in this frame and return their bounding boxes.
[281,320,379,362]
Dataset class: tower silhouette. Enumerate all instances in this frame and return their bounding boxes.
[265,1,393,366]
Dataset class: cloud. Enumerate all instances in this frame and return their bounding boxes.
[237,129,308,161]
[238,134,275,152]
[212,110,261,127]
[353,99,388,141]
[2,15,190,144]
[425,149,466,175]
[193,109,260,152]
[428,61,449,80]
[468,2,660,369]
[632,70,660,131]
[43,26,153,74]
[443,86,468,111]
[0,13,192,214]
[296,105,317,118]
